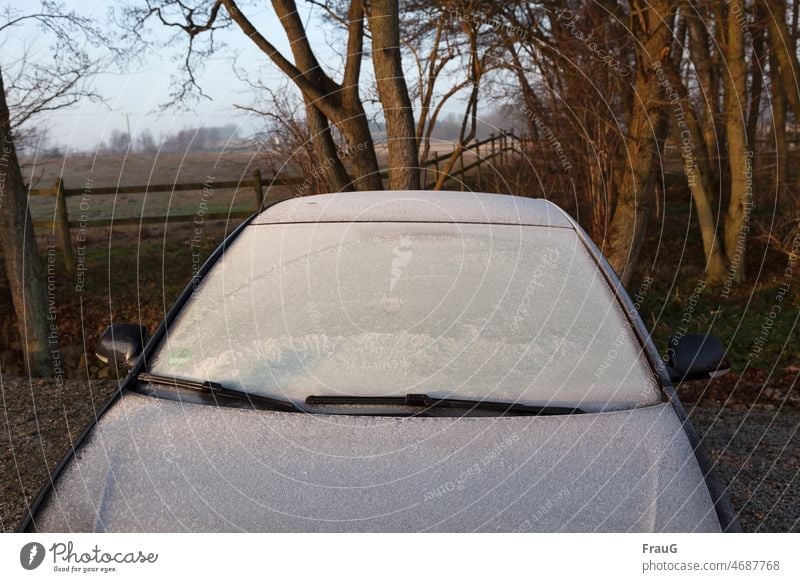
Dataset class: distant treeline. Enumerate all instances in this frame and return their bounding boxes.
[96,124,242,155]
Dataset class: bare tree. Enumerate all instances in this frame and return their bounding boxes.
[137,128,159,154]
[107,128,132,154]
[128,0,429,191]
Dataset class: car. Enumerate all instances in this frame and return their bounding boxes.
[20,190,739,532]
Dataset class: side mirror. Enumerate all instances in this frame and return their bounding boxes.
[96,323,148,370]
[665,334,730,383]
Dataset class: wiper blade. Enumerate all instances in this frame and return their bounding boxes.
[305,394,583,416]
[138,372,299,412]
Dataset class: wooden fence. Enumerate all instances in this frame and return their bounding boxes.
[29,130,521,270]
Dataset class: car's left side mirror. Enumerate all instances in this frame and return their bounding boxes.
[96,323,149,371]
[665,333,730,383]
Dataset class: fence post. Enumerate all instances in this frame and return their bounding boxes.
[459,148,465,191]
[490,133,496,160]
[54,178,74,272]
[475,141,482,189]
[433,153,440,188]
[253,168,264,210]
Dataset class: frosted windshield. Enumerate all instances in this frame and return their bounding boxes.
[150,222,659,411]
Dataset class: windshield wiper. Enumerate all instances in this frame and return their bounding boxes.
[137,372,299,412]
[305,394,583,416]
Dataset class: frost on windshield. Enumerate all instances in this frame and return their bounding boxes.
[150,222,659,411]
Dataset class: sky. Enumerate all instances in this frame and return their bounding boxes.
[3,0,350,151]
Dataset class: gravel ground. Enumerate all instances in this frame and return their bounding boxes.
[1,376,798,532]
[687,403,800,532]
[0,377,120,532]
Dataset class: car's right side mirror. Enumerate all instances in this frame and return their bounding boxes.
[665,334,730,383]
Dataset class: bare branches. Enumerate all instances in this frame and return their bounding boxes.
[0,1,119,133]
[341,0,365,100]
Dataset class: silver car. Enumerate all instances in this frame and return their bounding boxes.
[21,191,738,532]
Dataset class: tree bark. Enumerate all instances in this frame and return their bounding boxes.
[0,67,53,377]
[765,0,800,121]
[367,0,420,189]
[746,7,766,149]
[769,30,789,211]
[604,0,678,286]
[665,57,729,282]
[723,2,751,284]
[303,103,354,193]
[687,2,718,170]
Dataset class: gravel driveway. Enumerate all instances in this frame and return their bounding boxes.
[1,376,798,532]
[688,404,799,532]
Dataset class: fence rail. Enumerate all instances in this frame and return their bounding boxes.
[29,130,522,270]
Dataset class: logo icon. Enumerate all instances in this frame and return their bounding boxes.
[20,542,45,570]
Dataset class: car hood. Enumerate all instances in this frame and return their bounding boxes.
[32,391,720,532]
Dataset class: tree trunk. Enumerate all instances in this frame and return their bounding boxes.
[604,0,678,286]
[765,0,800,121]
[769,32,789,211]
[226,0,383,191]
[304,104,354,193]
[688,1,721,176]
[0,67,53,377]
[367,0,420,190]
[746,7,766,149]
[336,110,384,190]
[723,3,751,284]
[665,58,729,281]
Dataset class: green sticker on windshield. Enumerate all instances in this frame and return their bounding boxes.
[168,348,192,366]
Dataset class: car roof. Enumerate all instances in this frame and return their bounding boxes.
[252,190,575,228]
